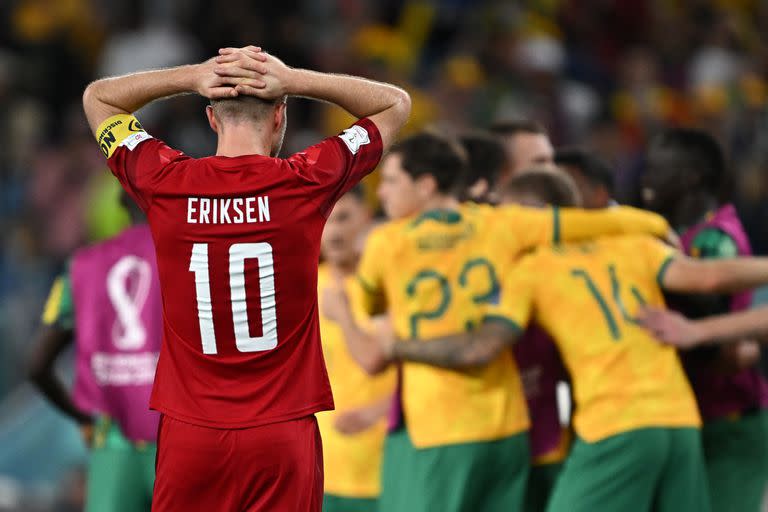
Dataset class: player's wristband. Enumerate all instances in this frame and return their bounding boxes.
[95,114,151,158]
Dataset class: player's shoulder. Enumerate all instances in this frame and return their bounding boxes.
[369,217,411,240]
[599,233,661,249]
[459,201,494,217]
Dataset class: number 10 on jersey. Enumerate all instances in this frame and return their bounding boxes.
[189,243,278,354]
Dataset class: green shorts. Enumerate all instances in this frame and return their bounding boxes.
[546,427,709,512]
[379,428,529,512]
[322,494,377,512]
[86,417,156,512]
[702,410,768,512]
[524,462,562,512]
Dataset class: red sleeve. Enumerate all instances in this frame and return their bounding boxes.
[287,118,383,217]
[108,138,188,211]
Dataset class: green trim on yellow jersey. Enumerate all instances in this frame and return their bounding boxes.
[655,255,675,288]
[410,209,463,227]
[552,206,561,244]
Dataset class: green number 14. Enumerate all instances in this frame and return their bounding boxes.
[570,265,647,341]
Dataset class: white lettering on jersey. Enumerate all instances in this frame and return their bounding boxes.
[258,196,270,222]
[232,198,244,223]
[199,198,211,224]
[220,198,232,224]
[187,198,198,223]
[92,352,159,385]
[187,196,271,224]
[338,125,370,155]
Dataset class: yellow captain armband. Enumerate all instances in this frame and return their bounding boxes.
[95,114,152,158]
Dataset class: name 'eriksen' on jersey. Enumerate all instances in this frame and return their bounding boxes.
[187,196,271,224]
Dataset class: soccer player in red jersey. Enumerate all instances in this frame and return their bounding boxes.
[81,46,411,512]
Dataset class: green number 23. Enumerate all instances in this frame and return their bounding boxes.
[406,258,499,339]
[571,264,647,341]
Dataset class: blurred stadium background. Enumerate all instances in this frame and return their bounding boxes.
[0,0,767,510]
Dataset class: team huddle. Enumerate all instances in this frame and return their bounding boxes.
[29,46,768,511]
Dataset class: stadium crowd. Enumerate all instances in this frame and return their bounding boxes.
[1,0,768,510]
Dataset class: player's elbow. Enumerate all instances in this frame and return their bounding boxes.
[360,355,389,376]
[391,88,412,127]
[82,80,101,109]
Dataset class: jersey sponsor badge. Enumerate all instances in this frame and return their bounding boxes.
[338,125,370,155]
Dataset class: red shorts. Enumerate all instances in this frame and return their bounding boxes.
[153,414,323,512]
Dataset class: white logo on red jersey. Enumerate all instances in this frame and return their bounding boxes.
[338,125,370,155]
[121,131,153,151]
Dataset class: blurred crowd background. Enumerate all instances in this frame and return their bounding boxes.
[0,0,767,509]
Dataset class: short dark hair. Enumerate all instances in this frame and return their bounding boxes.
[648,128,727,194]
[389,131,467,194]
[489,119,548,138]
[459,130,507,191]
[210,95,284,123]
[504,168,581,207]
[555,147,615,194]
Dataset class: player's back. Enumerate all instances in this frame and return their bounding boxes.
[360,203,529,448]
[106,118,383,427]
[70,224,161,441]
[516,234,700,441]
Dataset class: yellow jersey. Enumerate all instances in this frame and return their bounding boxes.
[358,204,527,448]
[357,203,670,448]
[316,264,396,498]
[487,235,701,442]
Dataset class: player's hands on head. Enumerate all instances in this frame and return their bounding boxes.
[637,306,703,349]
[194,47,268,99]
[215,47,293,101]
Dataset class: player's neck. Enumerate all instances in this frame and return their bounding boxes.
[216,126,272,157]
[419,194,460,214]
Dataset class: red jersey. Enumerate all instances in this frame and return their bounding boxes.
[98,114,383,428]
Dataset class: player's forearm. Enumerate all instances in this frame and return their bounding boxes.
[28,354,93,425]
[288,69,410,122]
[558,206,670,243]
[693,258,768,294]
[28,327,93,425]
[393,326,513,369]
[336,312,390,375]
[694,308,768,345]
[83,65,201,132]
[30,372,93,425]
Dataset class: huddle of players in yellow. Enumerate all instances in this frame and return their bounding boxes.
[315,130,768,512]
